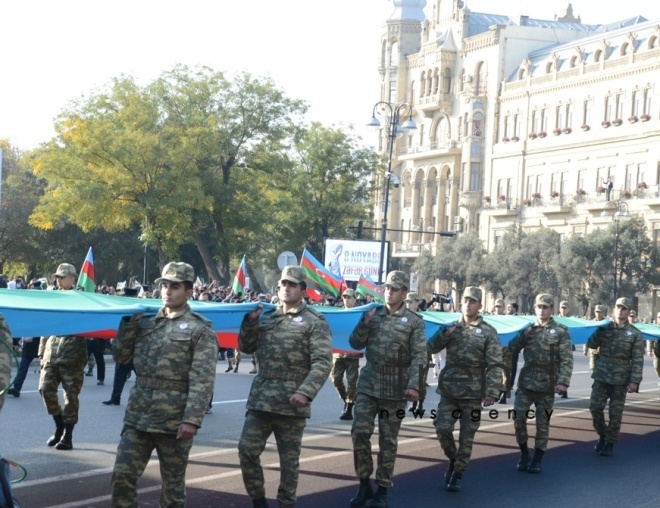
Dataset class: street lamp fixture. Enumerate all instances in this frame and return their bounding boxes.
[368,101,417,284]
[600,199,631,299]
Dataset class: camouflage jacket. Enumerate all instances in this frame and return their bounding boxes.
[508,317,573,392]
[428,315,502,400]
[655,339,660,358]
[587,320,644,385]
[239,301,332,418]
[0,314,14,413]
[38,287,88,367]
[114,305,218,433]
[349,303,426,401]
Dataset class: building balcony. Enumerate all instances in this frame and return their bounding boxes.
[458,190,483,210]
[481,198,519,216]
[415,93,453,117]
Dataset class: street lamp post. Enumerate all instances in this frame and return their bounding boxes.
[601,199,631,300]
[368,101,416,284]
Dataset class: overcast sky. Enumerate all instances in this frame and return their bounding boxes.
[1,0,659,150]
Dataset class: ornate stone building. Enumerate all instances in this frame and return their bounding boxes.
[372,0,660,316]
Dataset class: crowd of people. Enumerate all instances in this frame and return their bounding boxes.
[1,262,660,508]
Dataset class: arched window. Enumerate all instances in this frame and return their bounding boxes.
[390,42,399,66]
[420,71,426,97]
[649,35,658,49]
[426,70,433,96]
[545,62,553,74]
[594,49,602,63]
[433,68,440,94]
[620,42,629,56]
[518,68,526,80]
[472,112,483,137]
[475,62,487,95]
[570,55,578,68]
[442,67,452,93]
[433,117,449,146]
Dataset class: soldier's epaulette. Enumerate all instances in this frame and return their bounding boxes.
[303,305,327,321]
[188,310,213,328]
[478,319,498,334]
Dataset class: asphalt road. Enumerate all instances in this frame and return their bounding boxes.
[3,353,660,507]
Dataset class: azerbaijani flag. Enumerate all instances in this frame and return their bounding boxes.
[232,255,247,295]
[300,248,342,297]
[77,247,95,293]
[356,274,384,303]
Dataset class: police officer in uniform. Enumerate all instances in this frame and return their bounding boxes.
[38,263,88,450]
[428,286,502,492]
[349,271,426,507]
[110,262,218,507]
[587,297,644,456]
[508,294,573,474]
[238,266,332,508]
[332,288,363,420]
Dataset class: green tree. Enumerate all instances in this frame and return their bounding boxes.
[270,123,376,259]
[414,231,485,297]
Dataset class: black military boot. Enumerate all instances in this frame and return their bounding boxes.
[102,397,120,406]
[369,485,388,507]
[517,442,530,472]
[408,400,417,413]
[443,460,455,484]
[85,367,93,377]
[252,497,268,507]
[447,472,462,492]
[349,477,374,507]
[527,448,544,473]
[594,435,606,454]
[340,402,354,421]
[47,414,65,447]
[599,442,614,457]
[416,399,424,413]
[56,423,75,450]
[560,390,568,399]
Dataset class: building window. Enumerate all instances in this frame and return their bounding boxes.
[420,72,426,97]
[583,99,592,126]
[470,162,481,191]
[476,62,487,96]
[604,96,612,121]
[594,49,602,63]
[531,110,538,133]
[643,87,652,115]
[570,55,578,68]
[443,67,452,94]
[389,80,397,103]
[615,92,624,120]
[632,90,639,116]
[433,68,440,94]
[427,70,433,96]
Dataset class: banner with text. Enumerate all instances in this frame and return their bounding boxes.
[324,239,389,282]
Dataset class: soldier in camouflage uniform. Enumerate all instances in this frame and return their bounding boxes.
[0,313,14,414]
[428,286,502,493]
[348,271,426,508]
[583,305,606,372]
[587,297,644,456]
[332,288,363,421]
[38,263,88,451]
[508,294,573,474]
[405,292,428,415]
[238,266,332,508]
[110,262,218,508]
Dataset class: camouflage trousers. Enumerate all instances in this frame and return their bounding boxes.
[332,357,360,403]
[238,410,307,507]
[501,347,513,392]
[654,356,660,378]
[39,362,85,424]
[111,425,194,508]
[434,397,482,474]
[590,381,628,444]
[351,392,406,488]
[513,389,555,451]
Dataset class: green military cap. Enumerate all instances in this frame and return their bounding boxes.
[535,294,554,307]
[462,286,482,302]
[342,288,356,298]
[560,301,569,309]
[629,310,637,317]
[594,305,606,313]
[155,262,195,284]
[405,292,419,302]
[385,270,409,289]
[52,263,77,278]
[279,265,306,285]
[494,298,505,307]
[615,297,632,309]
